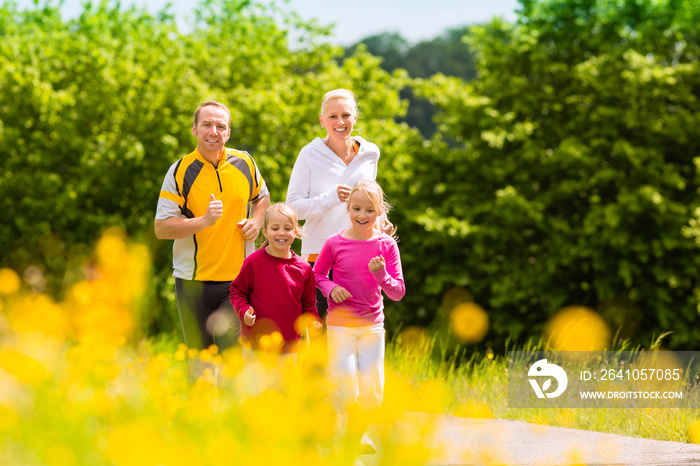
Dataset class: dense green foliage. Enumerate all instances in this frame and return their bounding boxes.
[407,0,700,348]
[1,0,698,350]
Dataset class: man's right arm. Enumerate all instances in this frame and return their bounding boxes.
[155,193,222,239]
[154,216,213,240]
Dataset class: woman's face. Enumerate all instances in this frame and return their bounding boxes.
[319,98,357,142]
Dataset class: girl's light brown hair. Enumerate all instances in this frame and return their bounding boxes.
[260,203,303,248]
[347,180,397,238]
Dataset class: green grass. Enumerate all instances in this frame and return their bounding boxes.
[385,332,700,443]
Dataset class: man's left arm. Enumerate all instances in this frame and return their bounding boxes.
[239,194,270,242]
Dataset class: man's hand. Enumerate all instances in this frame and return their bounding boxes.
[204,193,224,227]
[237,218,262,242]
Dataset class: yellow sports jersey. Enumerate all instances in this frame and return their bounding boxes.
[156,147,268,281]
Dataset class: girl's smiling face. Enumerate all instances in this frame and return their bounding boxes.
[263,211,296,258]
[347,189,380,238]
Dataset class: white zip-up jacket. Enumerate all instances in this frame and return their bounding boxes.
[286,136,380,257]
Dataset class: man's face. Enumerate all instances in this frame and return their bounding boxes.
[192,105,231,158]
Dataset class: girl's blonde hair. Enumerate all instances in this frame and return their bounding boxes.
[347,180,397,238]
[260,203,303,248]
[321,88,358,117]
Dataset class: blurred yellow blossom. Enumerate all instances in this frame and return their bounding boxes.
[416,379,448,414]
[0,405,19,431]
[7,293,68,338]
[0,268,21,296]
[0,349,51,385]
[174,348,187,361]
[686,420,700,443]
[199,348,213,362]
[545,305,611,351]
[450,302,489,344]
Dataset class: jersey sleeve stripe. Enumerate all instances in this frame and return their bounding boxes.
[159,191,182,205]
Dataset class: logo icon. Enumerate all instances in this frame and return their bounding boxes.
[528,359,568,398]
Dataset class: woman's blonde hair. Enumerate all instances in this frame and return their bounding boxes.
[321,88,358,117]
[347,180,397,238]
[260,203,303,248]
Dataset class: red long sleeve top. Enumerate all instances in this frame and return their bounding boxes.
[230,248,319,352]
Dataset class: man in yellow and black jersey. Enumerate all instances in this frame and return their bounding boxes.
[155,101,270,351]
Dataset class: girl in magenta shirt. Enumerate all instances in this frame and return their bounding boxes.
[314,180,405,454]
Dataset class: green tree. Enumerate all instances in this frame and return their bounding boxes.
[408,0,700,349]
[344,32,410,72]
[347,28,479,136]
[403,26,477,80]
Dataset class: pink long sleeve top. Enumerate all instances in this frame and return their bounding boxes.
[314,232,405,327]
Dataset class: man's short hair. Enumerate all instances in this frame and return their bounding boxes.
[193,101,232,127]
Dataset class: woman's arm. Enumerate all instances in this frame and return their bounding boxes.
[286,151,343,220]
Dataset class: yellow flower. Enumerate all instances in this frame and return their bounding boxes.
[450,302,489,344]
[174,349,187,361]
[0,405,19,430]
[687,420,700,443]
[199,348,212,362]
[7,294,68,338]
[0,268,21,296]
[545,306,610,351]
[416,379,448,414]
[0,349,51,385]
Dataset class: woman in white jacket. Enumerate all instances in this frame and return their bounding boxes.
[286,89,380,318]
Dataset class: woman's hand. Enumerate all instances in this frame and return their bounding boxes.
[337,184,351,203]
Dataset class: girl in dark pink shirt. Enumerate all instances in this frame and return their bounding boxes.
[314,180,405,455]
[230,203,323,358]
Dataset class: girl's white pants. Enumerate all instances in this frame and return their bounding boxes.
[327,323,385,413]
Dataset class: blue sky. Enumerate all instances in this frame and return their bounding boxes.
[15,0,520,45]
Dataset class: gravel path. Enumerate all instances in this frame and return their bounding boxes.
[359,412,700,465]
